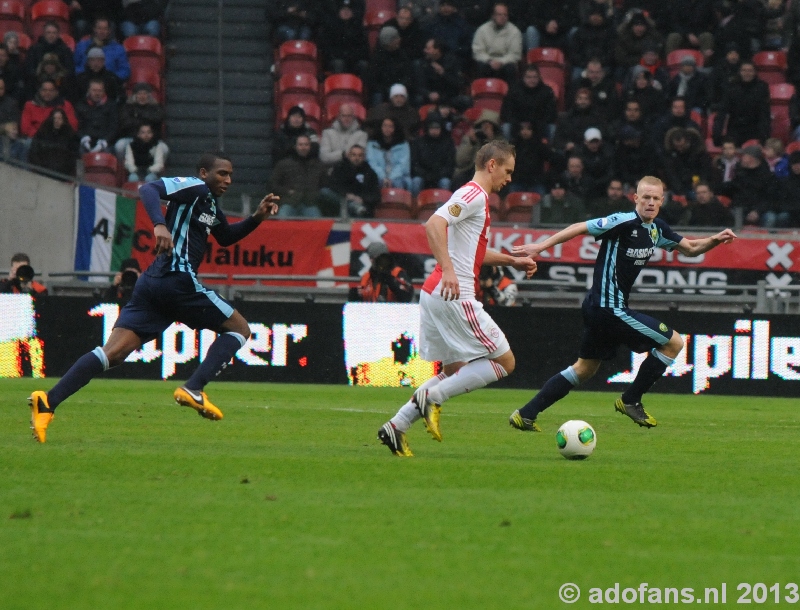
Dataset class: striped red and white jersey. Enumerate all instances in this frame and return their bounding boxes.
[422,181,490,300]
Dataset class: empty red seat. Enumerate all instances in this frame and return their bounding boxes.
[753,50,787,85]
[83,152,119,187]
[277,72,319,99]
[30,0,70,40]
[502,192,540,223]
[771,105,791,142]
[123,35,163,74]
[470,78,508,113]
[415,188,452,220]
[375,187,414,219]
[770,82,795,105]
[277,39,317,76]
[0,0,25,34]
[786,141,800,154]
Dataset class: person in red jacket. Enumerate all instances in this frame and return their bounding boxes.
[19,78,78,160]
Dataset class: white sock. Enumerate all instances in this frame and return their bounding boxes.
[428,358,507,404]
[390,372,447,432]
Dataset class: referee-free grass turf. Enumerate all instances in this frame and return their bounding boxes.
[1,379,799,609]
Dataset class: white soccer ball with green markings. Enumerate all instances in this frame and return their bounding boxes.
[556,420,596,460]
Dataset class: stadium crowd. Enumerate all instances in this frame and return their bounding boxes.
[269,0,800,228]
[0,0,168,183]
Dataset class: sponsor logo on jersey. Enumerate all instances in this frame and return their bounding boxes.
[596,218,606,228]
[626,247,655,259]
[448,203,463,217]
[198,212,216,226]
[631,229,637,236]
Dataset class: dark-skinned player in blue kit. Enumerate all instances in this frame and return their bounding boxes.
[509,176,737,431]
[27,152,280,442]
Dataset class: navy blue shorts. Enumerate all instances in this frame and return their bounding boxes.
[115,271,234,343]
[578,294,673,361]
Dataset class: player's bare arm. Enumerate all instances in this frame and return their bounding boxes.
[252,193,280,221]
[153,223,174,256]
[512,221,590,258]
[425,214,459,300]
[675,228,738,257]
[483,249,537,278]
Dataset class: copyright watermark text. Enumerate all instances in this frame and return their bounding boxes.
[558,582,800,604]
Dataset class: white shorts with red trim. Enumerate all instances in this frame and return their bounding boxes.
[418,291,510,364]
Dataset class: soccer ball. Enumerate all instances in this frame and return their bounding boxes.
[556,420,596,460]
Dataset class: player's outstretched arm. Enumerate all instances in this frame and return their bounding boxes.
[675,228,738,257]
[426,215,459,300]
[512,221,590,258]
[212,196,279,247]
[484,249,537,278]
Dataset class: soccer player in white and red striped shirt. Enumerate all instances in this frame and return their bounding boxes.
[378,140,538,457]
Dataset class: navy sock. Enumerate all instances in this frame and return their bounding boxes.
[519,370,576,420]
[47,348,107,411]
[185,333,244,391]
[622,354,668,404]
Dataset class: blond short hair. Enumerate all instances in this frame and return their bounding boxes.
[474,140,515,171]
[636,175,664,191]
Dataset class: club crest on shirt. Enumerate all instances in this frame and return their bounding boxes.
[659,323,668,332]
[650,226,659,244]
[448,203,463,217]
[489,327,500,339]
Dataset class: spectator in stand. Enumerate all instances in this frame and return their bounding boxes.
[575,127,614,199]
[75,47,123,104]
[687,181,734,226]
[614,124,658,192]
[712,2,751,64]
[28,108,79,176]
[423,0,474,68]
[271,134,328,217]
[664,0,716,59]
[624,42,670,92]
[319,103,368,167]
[500,64,557,141]
[115,82,166,161]
[508,119,558,195]
[322,0,365,23]
[666,55,708,114]
[713,61,771,146]
[385,6,427,60]
[0,44,22,100]
[366,117,413,191]
[124,123,167,182]
[614,10,664,79]
[718,144,785,227]
[24,22,75,85]
[0,77,20,158]
[587,177,628,217]
[609,98,648,142]
[24,53,78,104]
[272,104,319,163]
[781,150,800,226]
[452,108,499,188]
[19,78,78,159]
[411,112,456,195]
[735,0,783,55]
[569,59,618,124]
[553,87,607,152]
[569,5,615,80]
[413,38,469,109]
[74,18,131,83]
[69,0,120,41]
[763,137,789,178]
[3,31,22,69]
[365,83,420,141]
[319,0,370,76]
[621,67,667,128]
[366,26,414,107]
[76,79,118,153]
[712,138,739,187]
[471,2,522,83]
[356,241,414,303]
[401,0,439,27]
[321,143,381,217]
[120,0,164,38]
[450,0,494,29]
[560,155,595,201]
[537,178,588,225]
[523,0,579,53]
[662,126,711,198]
[650,96,702,157]
[266,0,319,44]
[708,42,742,112]
[102,258,141,303]
[477,265,517,306]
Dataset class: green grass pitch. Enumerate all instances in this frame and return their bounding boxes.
[2,378,799,609]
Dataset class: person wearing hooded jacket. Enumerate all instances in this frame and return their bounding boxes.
[366,116,413,191]
[272,104,319,162]
[662,126,712,198]
[411,112,456,195]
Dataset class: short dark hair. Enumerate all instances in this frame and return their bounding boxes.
[197,151,232,172]
[43,20,60,32]
[11,252,30,264]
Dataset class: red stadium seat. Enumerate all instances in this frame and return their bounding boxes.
[277,39,318,76]
[543,79,563,111]
[741,138,761,149]
[771,105,791,143]
[470,78,508,113]
[83,152,119,187]
[418,103,436,121]
[123,35,163,74]
[13,30,29,60]
[375,187,414,219]
[666,49,704,77]
[488,193,501,217]
[502,192,540,223]
[753,50,787,85]
[323,99,366,128]
[0,0,25,34]
[30,0,70,39]
[278,97,321,132]
[717,195,731,207]
[277,72,319,100]
[786,141,800,154]
[527,47,566,92]
[690,109,705,134]
[364,9,395,50]
[705,137,722,157]
[770,82,795,105]
[366,0,395,12]
[323,74,363,117]
[126,67,162,101]
[415,188,452,220]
